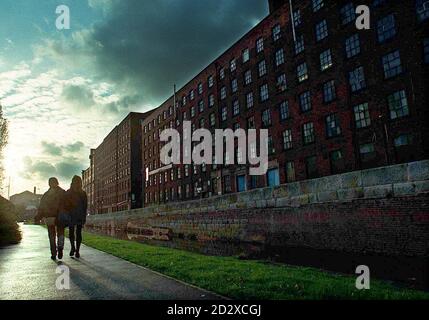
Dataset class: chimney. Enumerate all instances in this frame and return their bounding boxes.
[34,187,36,195]
[268,0,287,13]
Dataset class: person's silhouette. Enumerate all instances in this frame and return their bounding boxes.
[35,178,66,260]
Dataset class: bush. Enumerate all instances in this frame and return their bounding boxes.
[0,196,22,245]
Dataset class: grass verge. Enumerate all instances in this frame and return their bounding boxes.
[79,230,429,300]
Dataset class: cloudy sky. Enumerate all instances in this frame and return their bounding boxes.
[0,0,267,196]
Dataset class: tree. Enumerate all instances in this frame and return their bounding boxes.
[0,103,8,192]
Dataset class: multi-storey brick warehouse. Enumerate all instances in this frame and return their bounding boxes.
[140,0,429,206]
[85,112,151,214]
[83,0,428,209]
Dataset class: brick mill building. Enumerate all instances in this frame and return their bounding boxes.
[84,112,151,214]
[84,0,429,211]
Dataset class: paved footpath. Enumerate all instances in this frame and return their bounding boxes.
[0,224,222,300]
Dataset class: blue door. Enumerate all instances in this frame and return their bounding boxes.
[267,168,280,187]
[236,175,246,192]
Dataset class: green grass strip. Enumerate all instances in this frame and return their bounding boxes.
[78,230,429,300]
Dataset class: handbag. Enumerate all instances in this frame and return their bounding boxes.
[58,212,71,227]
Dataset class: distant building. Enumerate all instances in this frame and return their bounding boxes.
[84,112,153,214]
[82,149,95,214]
[10,190,42,209]
[10,189,42,221]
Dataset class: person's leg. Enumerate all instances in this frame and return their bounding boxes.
[69,225,76,256]
[47,225,57,259]
[75,225,83,258]
[57,226,65,259]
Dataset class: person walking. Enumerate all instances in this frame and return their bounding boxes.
[65,175,88,258]
[35,177,66,260]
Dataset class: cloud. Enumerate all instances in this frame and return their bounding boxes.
[22,156,84,181]
[35,0,268,107]
[61,84,96,111]
[41,141,63,156]
[41,140,85,156]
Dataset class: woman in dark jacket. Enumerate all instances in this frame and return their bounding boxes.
[65,175,88,258]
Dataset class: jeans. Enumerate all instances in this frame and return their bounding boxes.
[47,225,65,257]
[69,225,83,252]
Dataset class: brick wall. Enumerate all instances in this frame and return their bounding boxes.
[86,160,429,257]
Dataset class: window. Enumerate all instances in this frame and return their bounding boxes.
[326,114,342,138]
[303,122,315,144]
[297,62,308,82]
[320,49,333,71]
[272,24,281,41]
[340,3,356,25]
[236,175,247,192]
[349,66,366,92]
[262,109,272,127]
[208,75,214,88]
[294,34,305,54]
[258,60,267,77]
[260,84,269,102]
[275,49,285,66]
[299,91,312,112]
[198,82,203,95]
[247,116,255,129]
[345,34,360,58]
[293,10,302,27]
[267,168,280,187]
[232,100,240,116]
[416,0,429,21]
[323,80,336,103]
[283,129,293,150]
[242,48,250,63]
[256,37,264,53]
[425,38,429,64]
[394,134,412,147]
[330,150,345,174]
[189,90,195,101]
[199,118,205,128]
[315,20,328,41]
[388,90,409,119]
[268,136,275,155]
[249,176,258,189]
[305,156,318,179]
[191,106,196,118]
[277,74,287,92]
[244,70,252,85]
[219,68,225,80]
[246,92,254,109]
[377,15,396,43]
[210,113,216,127]
[230,59,237,72]
[209,94,215,107]
[221,106,227,121]
[223,175,232,193]
[359,143,375,161]
[312,0,324,12]
[220,86,227,100]
[182,95,187,106]
[279,100,289,120]
[231,78,238,93]
[285,161,296,183]
[354,103,371,128]
[198,100,204,113]
[382,50,402,79]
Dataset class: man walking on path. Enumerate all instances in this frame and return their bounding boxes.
[35,177,66,260]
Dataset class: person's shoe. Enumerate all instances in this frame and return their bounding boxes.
[75,251,80,259]
[70,248,75,257]
[58,249,63,260]
[51,255,57,261]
